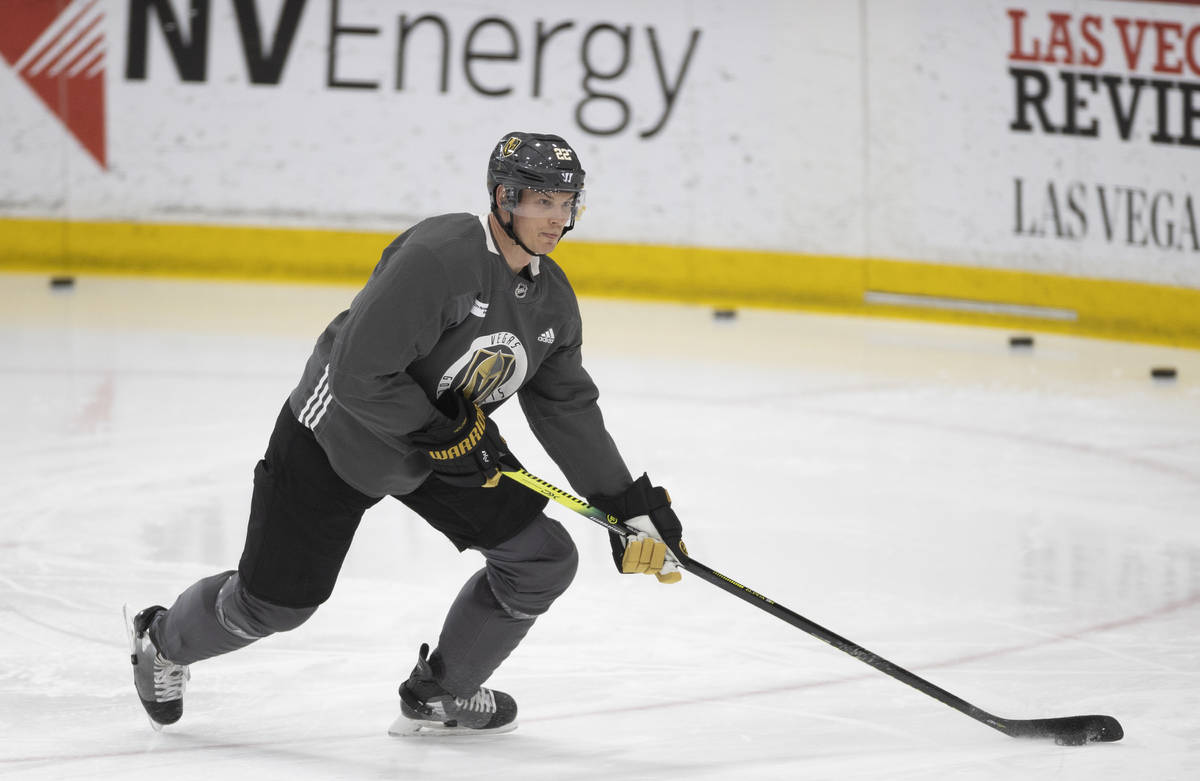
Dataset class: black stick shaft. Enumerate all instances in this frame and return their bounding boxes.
[671,548,1005,730]
[502,468,1122,744]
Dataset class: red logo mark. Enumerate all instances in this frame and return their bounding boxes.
[0,0,107,168]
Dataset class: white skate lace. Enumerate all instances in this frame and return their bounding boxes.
[153,654,189,701]
[454,688,496,714]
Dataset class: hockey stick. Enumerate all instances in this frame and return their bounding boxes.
[503,468,1123,746]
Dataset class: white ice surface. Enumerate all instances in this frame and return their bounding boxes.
[1,273,1198,780]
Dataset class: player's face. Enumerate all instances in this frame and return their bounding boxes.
[509,190,578,255]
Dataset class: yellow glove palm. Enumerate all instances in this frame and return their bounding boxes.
[621,518,684,584]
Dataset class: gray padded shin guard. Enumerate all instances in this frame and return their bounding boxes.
[153,571,317,665]
[152,571,254,665]
[433,514,579,698]
[434,569,535,699]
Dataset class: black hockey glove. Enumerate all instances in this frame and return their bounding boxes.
[410,392,511,488]
[589,474,685,584]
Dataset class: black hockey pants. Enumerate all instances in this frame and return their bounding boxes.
[150,402,577,698]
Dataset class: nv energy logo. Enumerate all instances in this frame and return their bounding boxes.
[0,0,106,168]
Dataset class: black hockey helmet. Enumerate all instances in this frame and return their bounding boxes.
[488,131,585,200]
[487,132,586,249]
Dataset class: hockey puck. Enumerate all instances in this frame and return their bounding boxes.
[712,308,738,321]
[49,275,76,289]
[1008,334,1034,348]
[1054,732,1088,747]
[1150,367,1177,380]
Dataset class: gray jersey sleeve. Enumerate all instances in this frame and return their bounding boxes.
[518,336,632,499]
[327,241,468,442]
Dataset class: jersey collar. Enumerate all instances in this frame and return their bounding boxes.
[478,213,540,277]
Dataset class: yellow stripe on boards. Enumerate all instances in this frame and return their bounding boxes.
[1,217,1197,348]
[0,217,387,285]
[554,241,865,312]
[863,259,1200,349]
[554,245,1200,349]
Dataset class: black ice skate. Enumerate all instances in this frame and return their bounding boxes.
[388,643,517,737]
[124,604,190,730]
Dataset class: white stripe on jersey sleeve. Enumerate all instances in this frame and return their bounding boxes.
[300,364,330,429]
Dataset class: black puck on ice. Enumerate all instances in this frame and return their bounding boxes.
[1054,732,1088,747]
[1008,334,1034,348]
[1150,367,1178,380]
[49,275,76,289]
[712,308,738,321]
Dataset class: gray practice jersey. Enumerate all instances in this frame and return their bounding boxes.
[287,212,632,500]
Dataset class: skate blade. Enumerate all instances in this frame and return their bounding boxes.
[387,714,517,738]
[124,604,169,733]
[122,604,136,654]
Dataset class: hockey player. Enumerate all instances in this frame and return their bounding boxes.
[127,131,687,736]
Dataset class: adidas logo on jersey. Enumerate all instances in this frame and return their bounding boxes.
[537,328,555,344]
[470,298,489,318]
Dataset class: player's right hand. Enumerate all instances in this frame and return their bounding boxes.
[410,391,510,488]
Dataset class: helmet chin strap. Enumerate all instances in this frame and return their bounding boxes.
[491,203,541,258]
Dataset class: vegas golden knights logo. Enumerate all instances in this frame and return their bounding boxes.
[458,348,516,401]
[502,137,522,157]
[439,332,528,405]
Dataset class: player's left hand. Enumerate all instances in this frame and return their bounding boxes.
[590,474,686,584]
[620,516,684,583]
